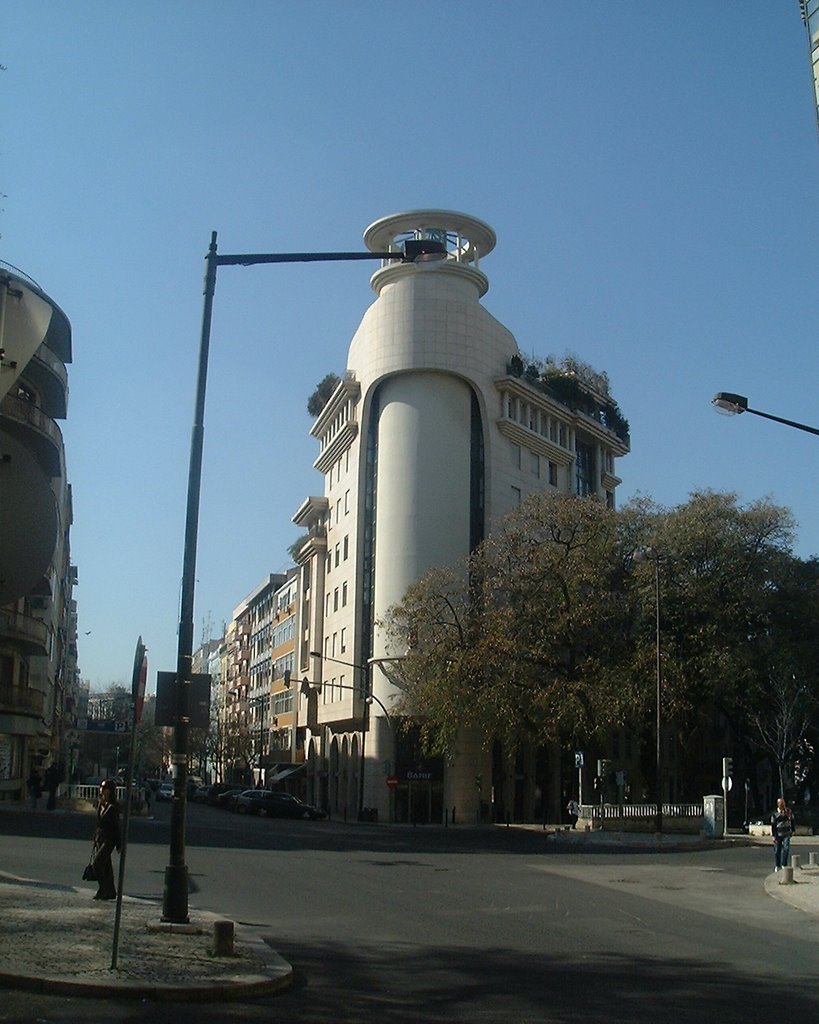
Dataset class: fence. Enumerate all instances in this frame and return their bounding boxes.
[579,802,703,833]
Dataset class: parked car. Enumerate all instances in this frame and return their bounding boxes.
[234,790,274,815]
[215,788,244,811]
[206,783,237,805]
[156,782,174,802]
[236,790,325,820]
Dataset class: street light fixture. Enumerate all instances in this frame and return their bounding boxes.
[162,232,448,924]
[712,393,819,437]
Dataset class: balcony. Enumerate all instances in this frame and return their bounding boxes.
[24,347,69,420]
[0,393,64,476]
[0,683,45,717]
[0,608,49,655]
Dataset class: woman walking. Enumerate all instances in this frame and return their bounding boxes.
[92,779,121,900]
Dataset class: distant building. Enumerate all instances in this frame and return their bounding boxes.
[292,211,629,823]
[0,262,79,798]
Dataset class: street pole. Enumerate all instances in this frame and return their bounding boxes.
[162,233,446,922]
[654,555,662,834]
[162,234,218,924]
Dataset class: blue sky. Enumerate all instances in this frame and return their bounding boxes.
[3,2,817,690]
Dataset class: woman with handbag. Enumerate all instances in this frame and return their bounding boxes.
[91,779,121,900]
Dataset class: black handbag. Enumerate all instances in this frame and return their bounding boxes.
[82,846,97,881]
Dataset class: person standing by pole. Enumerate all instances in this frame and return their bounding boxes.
[91,780,121,900]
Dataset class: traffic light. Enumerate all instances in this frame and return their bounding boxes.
[722,756,733,780]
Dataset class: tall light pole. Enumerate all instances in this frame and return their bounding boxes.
[712,393,819,436]
[634,549,664,833]
[162,232,447,923]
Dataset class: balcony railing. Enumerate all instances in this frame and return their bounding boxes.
[0,683,45,716]
[0,608,49,655]
[0,393,64,476]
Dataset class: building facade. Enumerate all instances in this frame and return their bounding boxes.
[0,262,79,800]
[292,211,629,823]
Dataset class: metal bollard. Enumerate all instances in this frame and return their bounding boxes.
[779,866,794,884]
[212,919,235,956]
[810,851,819,868]
[791,854,801,870]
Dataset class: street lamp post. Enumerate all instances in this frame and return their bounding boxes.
[712,393,819,436]
[163,233,446,923]
[634,549,664,833]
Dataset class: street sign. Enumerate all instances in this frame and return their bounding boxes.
[722,776,733,791]
[386,776,399,789]
[83,719,130,734]
[155,672,211,729]
[575,752,584,768]
[132,637,147,725]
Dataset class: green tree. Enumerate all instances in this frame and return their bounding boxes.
[307,373,340,417]
[383,492,636,755]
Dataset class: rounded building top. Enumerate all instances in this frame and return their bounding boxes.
[364,210,496,265]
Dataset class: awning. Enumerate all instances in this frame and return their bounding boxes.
[268,763,306,783]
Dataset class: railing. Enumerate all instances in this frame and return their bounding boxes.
[578,802,703,833]
[0,609,49,656]
[0,682,45,715]
[581,802,701,820]
[67,784,145,806]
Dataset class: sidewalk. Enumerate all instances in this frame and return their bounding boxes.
[0,871,293,1001]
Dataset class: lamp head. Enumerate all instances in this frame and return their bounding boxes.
[401,239,447,263]
[712,392,749,415]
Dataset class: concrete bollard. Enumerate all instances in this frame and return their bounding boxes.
[779,866,794,884]
[809,852,818,868]
[212,919,235,956]
[791,854,801,870]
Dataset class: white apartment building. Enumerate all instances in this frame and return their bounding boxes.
[0,262,79,799]
[293,211,629,823]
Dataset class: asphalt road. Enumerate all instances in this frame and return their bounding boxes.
[1,801,818,1023]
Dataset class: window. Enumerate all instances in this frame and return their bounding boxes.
[511,486,522,505]
[342,581,348,606]
[510,442,521,469]
[575,442,595,497]
[548,461,558,487]
[529,451,539,477]
[341,627,346,652]
[325,594,331,616]
[334,588,339,612]
[332,632,337,656]
[344,489,350,514]
[335,543,340,567]
[343,535,349,560]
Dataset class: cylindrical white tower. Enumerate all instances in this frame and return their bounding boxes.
[346,211,517,819]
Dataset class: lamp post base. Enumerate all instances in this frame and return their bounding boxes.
[161,865,190,923]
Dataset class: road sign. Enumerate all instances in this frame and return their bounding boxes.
[574,752,584,768]
[722,776,733,791]
[386,776,399,789]
[83,719,130,734]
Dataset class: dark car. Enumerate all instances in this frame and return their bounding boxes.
[205,783,235,805]
[237,790,325,820]
[215,788,244,810]
[234,790,274,815]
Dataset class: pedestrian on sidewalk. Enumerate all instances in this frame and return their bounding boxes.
[91,779,121,900]
[771,796,794,871]
[567,798,580,828]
